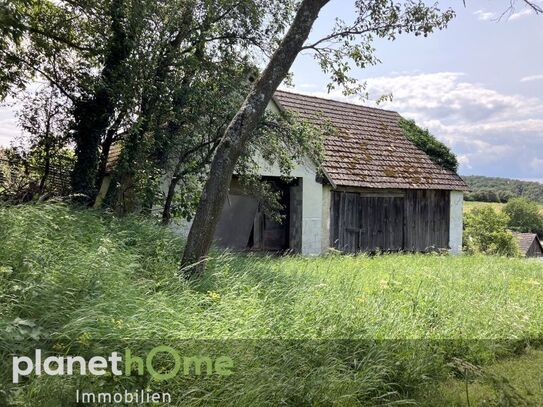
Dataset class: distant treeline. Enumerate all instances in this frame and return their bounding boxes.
[462,176,543,204]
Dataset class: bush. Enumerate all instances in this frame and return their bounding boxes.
[504,197,543,237]
[463,207,520,256]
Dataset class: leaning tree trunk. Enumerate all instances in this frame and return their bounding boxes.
[181,0,330,277]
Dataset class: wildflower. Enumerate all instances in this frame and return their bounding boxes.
[78,332,92,347]
[207,291,221,301]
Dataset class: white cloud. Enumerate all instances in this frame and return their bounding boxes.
[509,8,533,20]
[298,83,319,90]
[474,7,533,23]
[457,154,471,169]
[474,10,496,21]
[521,74,543,82]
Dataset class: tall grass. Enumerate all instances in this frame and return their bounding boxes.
[1,203,542,405]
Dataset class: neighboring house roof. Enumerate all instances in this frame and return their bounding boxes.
[273,91,468,191]
[512,232,543,256]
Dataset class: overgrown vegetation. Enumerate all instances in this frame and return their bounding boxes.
[463,206,520,256]
[1,204,542,405]
[504,197,543,238]
[463,175,543,204]
[399,118,458,173]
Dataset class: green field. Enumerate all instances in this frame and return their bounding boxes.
[464,200,543,215]
[1,203,543,405]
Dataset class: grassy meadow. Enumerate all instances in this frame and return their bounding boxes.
[464,200,543,215]
[1,203,543,405]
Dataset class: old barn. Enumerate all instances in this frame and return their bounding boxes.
[209,91,469,254]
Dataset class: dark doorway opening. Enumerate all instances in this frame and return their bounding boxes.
[214,176,300,253]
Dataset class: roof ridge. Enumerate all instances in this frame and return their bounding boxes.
[275,89,402,116]
[511,231,538,237]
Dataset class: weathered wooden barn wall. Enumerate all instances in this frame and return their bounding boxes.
[330,189,450,253]
[404,190,450,252]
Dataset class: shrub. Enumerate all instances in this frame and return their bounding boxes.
[504,197,543,237]
[463,207,520,256]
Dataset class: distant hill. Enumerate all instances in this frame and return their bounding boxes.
[462,176,543,204]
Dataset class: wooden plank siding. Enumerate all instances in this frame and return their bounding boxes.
[404,190,450,252]
[330,189,450,253]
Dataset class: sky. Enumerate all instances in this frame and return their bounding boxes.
[284,0,543,182]
[1,0,542,182]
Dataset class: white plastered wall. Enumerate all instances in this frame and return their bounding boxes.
[449,190,464,254]
[321,185,332,251]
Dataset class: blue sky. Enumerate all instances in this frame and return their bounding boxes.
[284,0,543,182]
[1,1,542,182]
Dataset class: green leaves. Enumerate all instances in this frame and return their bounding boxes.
[504,197,543,237]
[400,118,459,173]
[463,207,520,256]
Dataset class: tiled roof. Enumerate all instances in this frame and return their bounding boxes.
[512,232,542,255]
[273,91,468,191]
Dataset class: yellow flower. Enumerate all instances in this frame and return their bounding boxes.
[78,332,92,347]
[207,291,221,301]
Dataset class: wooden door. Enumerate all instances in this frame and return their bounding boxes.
[331,192,404,253]
[359,196,404,251]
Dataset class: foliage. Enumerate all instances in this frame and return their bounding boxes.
[399,118,458,172]
[0,149,40,202]
[2,0,316,214]
[2,204,543,404]
[463,207,520,256]
[463,175,543,204]
[504,197,543,237]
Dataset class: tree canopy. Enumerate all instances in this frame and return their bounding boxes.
[463,176,543,204]
[504,197,543,237]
